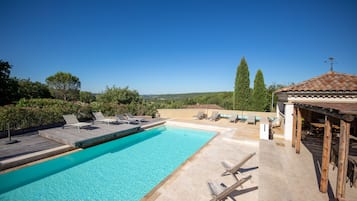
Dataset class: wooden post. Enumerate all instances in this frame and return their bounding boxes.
[296,108,302,154]
[292,107,297,148]
[336,120,350,200]
[319,115,332,193]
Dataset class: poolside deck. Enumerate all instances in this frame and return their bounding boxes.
[0,131,75,171]
[39,123,141,148]
[38,119,166,148]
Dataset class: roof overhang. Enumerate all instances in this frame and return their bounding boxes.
[276,90,357,96]
[294,102,357,122]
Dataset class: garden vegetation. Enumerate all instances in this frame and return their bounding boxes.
[0,59,284,132]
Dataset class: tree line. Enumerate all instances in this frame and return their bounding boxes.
[1,59,284,111]
[0,60,157,131]
[0,58,284,131]
[0,60,144,110]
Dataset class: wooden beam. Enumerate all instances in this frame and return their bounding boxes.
[319,115,332,193]
[336,120,351,199]
[294,103,355,123]
[292,106,297,148]
[296,108,302,154]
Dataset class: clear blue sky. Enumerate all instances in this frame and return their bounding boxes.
[1,0,356,94]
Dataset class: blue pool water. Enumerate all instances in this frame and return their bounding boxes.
[0,126,215,201]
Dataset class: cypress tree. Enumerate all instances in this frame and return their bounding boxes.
[233,57,250,110]
[252,69,267,111]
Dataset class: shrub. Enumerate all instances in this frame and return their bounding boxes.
[0,98,92,132]
[0,97,159,132]
[90,101,128,116]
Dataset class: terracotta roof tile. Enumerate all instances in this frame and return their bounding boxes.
[276,71,357,93]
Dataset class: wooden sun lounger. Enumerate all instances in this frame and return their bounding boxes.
[221,152,256,180]
[207,175,252,201]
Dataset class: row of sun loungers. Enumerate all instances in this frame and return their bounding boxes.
[208,152,256,201]
[193,111,220,121]
[63,112,146,132]
[93,112,146,125]
[194,111,257,124]
[193,111,206,120]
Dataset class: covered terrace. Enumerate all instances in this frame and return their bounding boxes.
[292,102,357,201]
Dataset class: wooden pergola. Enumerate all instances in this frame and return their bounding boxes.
[291,102,357,201]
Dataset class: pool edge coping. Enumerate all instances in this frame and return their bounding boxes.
[0,145,78,174]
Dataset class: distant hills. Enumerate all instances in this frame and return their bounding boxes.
[142,91,232,100]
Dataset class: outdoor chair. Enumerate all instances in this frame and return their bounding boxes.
[125,113,146,122]
[193,111,205,120]
[207,175,252,201]
[229,114,238,123]
[221,152,256,180]
[247,115,256,125]
[62,114,92,132]
[208,111,220,121]
[116,114,138,124]
[93,112,117,125]
[271,117,281,128]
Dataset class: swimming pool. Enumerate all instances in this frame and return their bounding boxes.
[0,125,215,201]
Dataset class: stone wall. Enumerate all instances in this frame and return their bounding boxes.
[157,108,275,120]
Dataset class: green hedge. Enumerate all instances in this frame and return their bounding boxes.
[0,98,157,132]
[90,102,128,116]
[0,99,92,131]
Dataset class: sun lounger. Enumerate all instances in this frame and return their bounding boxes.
[208,111,220,121]
[116,114,138,124]
[247,115,256,124]
[271,117,281,128]
[207,175,252,201]
[93,112,117,125]
[221,152,256,180]
[125,113,146,122]
[229,114,238,123]
[62,114,92,132]
[193,111,205,120]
